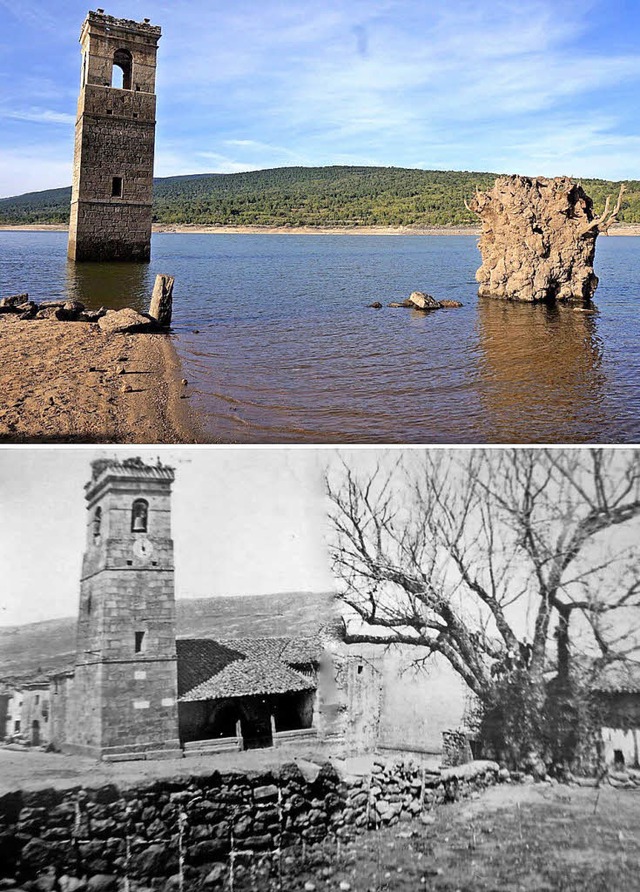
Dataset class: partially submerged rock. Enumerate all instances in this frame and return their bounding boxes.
[467,175,626,303]
[387,292,463,310]
[409,291,441,310]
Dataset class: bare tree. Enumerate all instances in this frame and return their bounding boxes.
[327,449,640,703]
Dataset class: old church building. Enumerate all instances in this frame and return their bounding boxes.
[4,457,468,762]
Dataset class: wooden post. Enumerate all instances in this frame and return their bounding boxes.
[236,718,243,751]
[149,274,174,327]
[270,713,277,748]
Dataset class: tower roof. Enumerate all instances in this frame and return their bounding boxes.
[84,10,161,39]
[86,457,175,502]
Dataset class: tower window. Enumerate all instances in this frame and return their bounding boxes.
[112,48,132,90]
[131,498,148,532]
[92,506,102,540]
[134,631,146,654]
[111,176,123,198]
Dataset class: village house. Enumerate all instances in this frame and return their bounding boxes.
[595,661,640,769]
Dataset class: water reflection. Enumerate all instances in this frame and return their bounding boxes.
[64,260,153,313]
[476,298,608,442]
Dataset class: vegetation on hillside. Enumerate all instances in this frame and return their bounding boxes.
[0,591,334,681]
[1,166,638,226]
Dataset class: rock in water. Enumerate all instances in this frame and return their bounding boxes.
[467,175,625,303]
[149,274,174,327]
[409,291,440,310]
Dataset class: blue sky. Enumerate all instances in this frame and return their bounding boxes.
[0,0,639,197]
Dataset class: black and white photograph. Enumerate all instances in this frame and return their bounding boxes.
[1,447,639,889]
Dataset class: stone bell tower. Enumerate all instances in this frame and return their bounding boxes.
[66,457,181,760]
[67,10,161,262]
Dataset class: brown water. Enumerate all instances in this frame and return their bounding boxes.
[1,231,639,443]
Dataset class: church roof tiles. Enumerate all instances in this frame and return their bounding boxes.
[176,635,321,702]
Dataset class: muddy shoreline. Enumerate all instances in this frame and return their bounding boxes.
[1,222,639,235]
[0,315,201,443]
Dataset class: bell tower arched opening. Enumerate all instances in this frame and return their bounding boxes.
[112,48,132,89]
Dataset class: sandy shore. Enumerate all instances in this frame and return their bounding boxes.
[0,315,200,443]
[2,222,639,235]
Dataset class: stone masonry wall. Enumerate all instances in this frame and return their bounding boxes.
[0,759,499,891]
[68,12,159,262]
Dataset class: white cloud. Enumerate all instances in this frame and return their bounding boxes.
[2,0,640,188]
[4,108,75,126]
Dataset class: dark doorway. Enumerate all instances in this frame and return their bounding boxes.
[241,712,273,749]
[273,691,313,732]
[208,703,242,739]
[31,720,40,746]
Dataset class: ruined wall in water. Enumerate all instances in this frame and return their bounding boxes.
[468,175,622,303]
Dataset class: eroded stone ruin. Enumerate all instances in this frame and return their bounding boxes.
[467,175,625,303]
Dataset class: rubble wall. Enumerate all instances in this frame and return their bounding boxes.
[0,759,499,889]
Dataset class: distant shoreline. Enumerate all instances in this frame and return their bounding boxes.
[2,222,640,236]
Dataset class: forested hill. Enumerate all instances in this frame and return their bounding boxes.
[1,165,638,226]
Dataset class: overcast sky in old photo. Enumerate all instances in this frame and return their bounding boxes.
[0,447,343,627]
[0,0,639,197]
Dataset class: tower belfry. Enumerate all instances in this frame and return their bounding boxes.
[66,457,181,760]
[67,10,161,262]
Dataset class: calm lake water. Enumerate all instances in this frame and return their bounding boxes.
[1,231,639,443]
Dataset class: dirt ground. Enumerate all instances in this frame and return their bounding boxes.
[284,782,640,892]
[0,743,354,794]
[0,315,199,443]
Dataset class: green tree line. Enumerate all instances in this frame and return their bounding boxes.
[1,166,638,226]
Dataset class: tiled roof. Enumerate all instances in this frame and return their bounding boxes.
[176,639,246,698]
[216,636,322,665]
[177,635,321,702]
[180,658,315,701]
[594,661,640,694]
[281,637,323,665]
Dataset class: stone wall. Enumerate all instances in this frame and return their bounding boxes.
[0,759,499,890]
